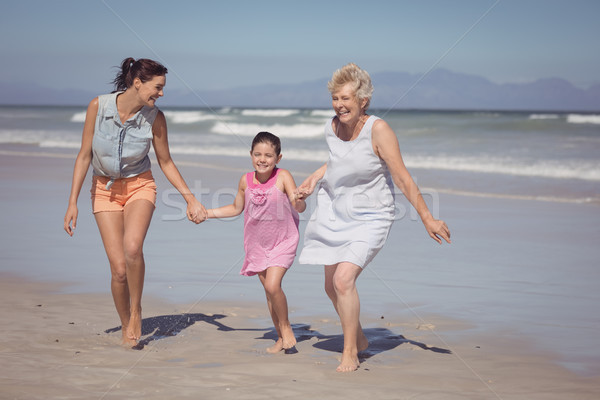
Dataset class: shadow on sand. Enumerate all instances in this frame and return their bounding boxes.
[105,313,237,350]
[254,324,451,358]
[106,315,451,358]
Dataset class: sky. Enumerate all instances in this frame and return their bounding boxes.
[1,0,599,97]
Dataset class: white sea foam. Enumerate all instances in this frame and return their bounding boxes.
[211,122,324,138]
[163,110,229,124]
[71,110,231,125]
[70,111,87,123]
[567,114,600,125]
[40,140,80,149]
[0,129,79,145]
[405,155,600,181]
[529,114,560,120]
[240,109,300,117]
[168,145,328,162]
[0,130,45,144]
[310,109,335,117]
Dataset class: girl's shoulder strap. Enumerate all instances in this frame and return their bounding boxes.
[266,167,280,186]
[247,168,280,188]
[245,171,254,187]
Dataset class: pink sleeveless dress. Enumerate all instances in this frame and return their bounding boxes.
[241,168,300,276]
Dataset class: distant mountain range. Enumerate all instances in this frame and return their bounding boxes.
[1,69,598,111]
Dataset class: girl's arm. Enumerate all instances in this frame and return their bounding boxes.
[295,163,327,200]
[372,119,451,244]
[280,169,306,213]
[207,175,246,219]
[152,110,207,224]
[64,98,98,236]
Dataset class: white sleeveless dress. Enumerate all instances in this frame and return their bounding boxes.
[299,115,396,268]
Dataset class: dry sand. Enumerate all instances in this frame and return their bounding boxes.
[1,273,599,400]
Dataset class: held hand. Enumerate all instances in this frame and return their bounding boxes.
[295,179,317,201]
[424,218,451,244]
[64,205,78,237]
[187,199,208,224]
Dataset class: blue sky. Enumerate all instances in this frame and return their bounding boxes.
[1,0,598,96]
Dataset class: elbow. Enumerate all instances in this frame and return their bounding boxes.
[157,157,175,171]
[76,150,92,166]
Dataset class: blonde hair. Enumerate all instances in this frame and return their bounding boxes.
[327,63,374,110]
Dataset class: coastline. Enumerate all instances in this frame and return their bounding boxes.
[2,273,599,400]
[1,143,599,398]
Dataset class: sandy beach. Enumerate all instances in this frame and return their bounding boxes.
[2,273,600,400]
[1,143,599,399]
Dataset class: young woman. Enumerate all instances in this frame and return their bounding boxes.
[64,58,207,346]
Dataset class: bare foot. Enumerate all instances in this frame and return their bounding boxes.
[127,308,142,341]
[266,338,284,354]
[281,325,297,350]
[121,328,137,347]
[336,350,360,372]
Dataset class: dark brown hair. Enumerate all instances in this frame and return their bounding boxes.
[251,131,281,155]
[112,58,168,92]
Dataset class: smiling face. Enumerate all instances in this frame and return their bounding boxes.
[250,141,282,179]
[134,75,165,107]
[331,83,368,126]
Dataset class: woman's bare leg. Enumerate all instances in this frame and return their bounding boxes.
[121,199,154,341]
[94,199,153,345]
[324,262,368,372]
[94,211,132,345]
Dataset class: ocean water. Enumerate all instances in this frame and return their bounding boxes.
[1,105,600,376]
[1,105,599,203]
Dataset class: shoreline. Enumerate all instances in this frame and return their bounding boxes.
[1,272,599,399]
[1,143,596,205]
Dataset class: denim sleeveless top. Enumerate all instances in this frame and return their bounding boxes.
[91,92,158,189]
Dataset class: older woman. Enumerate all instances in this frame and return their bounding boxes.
[296,63,450,372]
[64,58,207,346]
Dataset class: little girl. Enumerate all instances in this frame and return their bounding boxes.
[207,131,306,353]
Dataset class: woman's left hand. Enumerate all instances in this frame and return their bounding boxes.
[187,198,208,224]
[424,218,451,244]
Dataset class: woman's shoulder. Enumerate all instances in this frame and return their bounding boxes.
[97,92,119,104]
[153,108,165,120]
[87,96,100,110]
[369,114,384,125]
[371,117,393,135]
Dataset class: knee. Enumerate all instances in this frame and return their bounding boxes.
[111,265,127,284]
[123,240,143,262]
[263,281,282,298]
[332,275,354,296]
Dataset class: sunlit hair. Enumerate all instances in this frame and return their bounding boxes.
[327,63,373,110]
[112,57,168,92]
[251,131,281,155]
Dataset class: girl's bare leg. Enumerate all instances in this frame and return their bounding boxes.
[258,267,296,353]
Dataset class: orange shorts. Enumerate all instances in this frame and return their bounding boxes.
[91,170,157,213]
